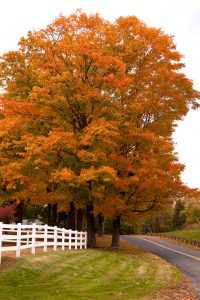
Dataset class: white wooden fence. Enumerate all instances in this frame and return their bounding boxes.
[0,222,87,264]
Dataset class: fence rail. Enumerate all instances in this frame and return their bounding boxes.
[148,233,200,247]
[0,222,87,264]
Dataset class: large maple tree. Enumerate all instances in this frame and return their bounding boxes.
[0,11,199,247]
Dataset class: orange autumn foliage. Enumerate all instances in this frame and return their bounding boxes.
[0,11,199,218]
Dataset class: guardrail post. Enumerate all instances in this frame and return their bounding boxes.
[16,223,21,258]
[0,222,3,264]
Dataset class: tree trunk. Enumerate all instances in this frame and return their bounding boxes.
[76,208,84,231]
[68,201,76,230]
[15,202,24,223]
[57,211,67,228]
[110,215,121,249]
[48,204,52,226]
[155,216,160,233]
[51,203,57,226]
[98,214,104,236]
[86,203,96,248]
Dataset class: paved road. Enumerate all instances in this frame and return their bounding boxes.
[122,235,200,299]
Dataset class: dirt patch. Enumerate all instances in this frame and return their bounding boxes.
[0,256,16,272]
[29,253,59,262]
[0,246,61,269]
[96,235,146,255]
[137,263,148,275]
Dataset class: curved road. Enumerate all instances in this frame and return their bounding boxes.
[122,235,200,299]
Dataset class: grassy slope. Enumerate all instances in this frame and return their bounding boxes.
[0,238,182,300]
[164,229,200,241]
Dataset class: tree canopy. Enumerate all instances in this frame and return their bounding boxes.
[0,11,199,247]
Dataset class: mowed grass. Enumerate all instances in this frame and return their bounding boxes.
[0,240,182,300]
[164,229,200,240]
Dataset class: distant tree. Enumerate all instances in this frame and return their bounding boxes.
[142,208,173,233]
[172,200,186,229]
[186,205,200,225]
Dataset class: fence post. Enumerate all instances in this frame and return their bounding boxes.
[54,226,57,251]
[16,223,21,258]
[32,223,36,254]
[84,231,87,249]
[80,232,82,250]
[75,230,78,250]
[69,229,72,250]
[26,229,30,245]
[62,228,65,251]
[44,224,48,252]
[0,222,3,265]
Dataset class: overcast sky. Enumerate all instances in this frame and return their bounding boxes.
[0,0,200,188]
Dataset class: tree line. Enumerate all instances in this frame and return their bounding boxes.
[141,191,200,233]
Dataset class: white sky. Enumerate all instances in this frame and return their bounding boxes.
[0,0,200,188]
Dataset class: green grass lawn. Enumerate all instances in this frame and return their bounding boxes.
[0,243,182,300]
[164,229,200,241]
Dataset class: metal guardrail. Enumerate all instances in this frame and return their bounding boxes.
[148,233,200,248]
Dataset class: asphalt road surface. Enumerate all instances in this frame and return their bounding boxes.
[122,235,200,299]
